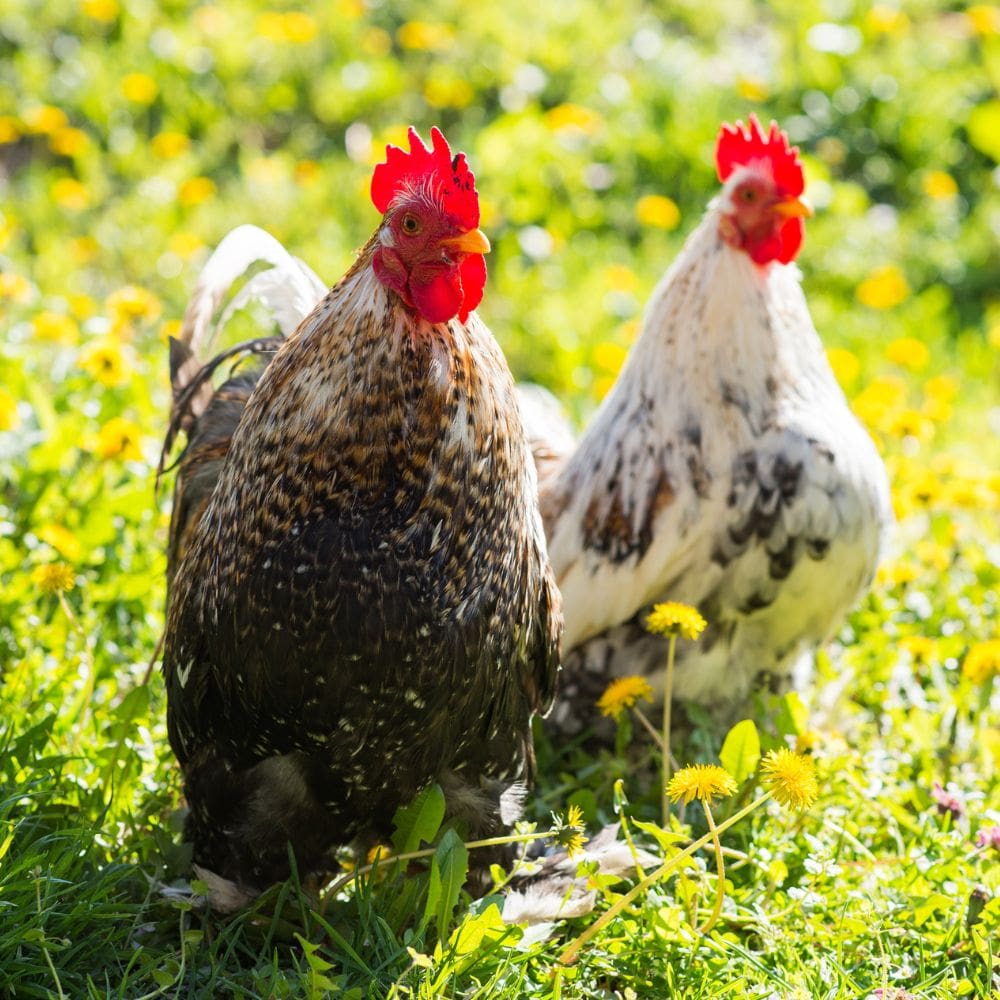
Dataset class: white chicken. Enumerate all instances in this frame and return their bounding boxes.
[521,116,892,733]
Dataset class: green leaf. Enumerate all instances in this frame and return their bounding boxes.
[433,828,469,942]
[720,719,761,784]
[391,783,445,855]
[631,818,687,853]
[448,902,507,956]
[775,693,809,739]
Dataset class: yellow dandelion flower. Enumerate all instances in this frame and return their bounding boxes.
[967,4,1000,35]
[736,77,769,102]
[178,176,216,207]
[666,764,738,805]
[33,310,79,345]
[168,231,205,259]
[37,524,82,561]
[922,170,958,201]
[544,103,603,136]
[79,338,129,387]
[884,336,929,371]
[397,20,454,51]
[69,294,96,320]
[962,640,1000,685]
[52,177,90,211]
[361,26,392,55]
[592,341,627,374]
[32,563,76,594]
[865,4,909,34]
[0,388,19,431]
[551,804,586,857]
[645,601,707,640]
[597,676,654,721]
[48,126,89,157]
[256,11,318,43]
[0,116,21,143]
[151,131,191,159]
[82,0,119,21]
[121,72,158,104]
[603,264,638,292]
[924,374,958,403]
[107,285,161,328]
[70,236,99,264]
[900,636,936,663]
[635,194,681,230]
[856,265,910,310]
[294,159,321,185]
[21,105,68,135]
[826,347,860,387]
[885,408,934,443]
[0,272,32,302]
[93,417,143,461]
[423,78,474,109]
[761,749,818,810]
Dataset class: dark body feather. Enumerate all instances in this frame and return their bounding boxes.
[163,245,561,895]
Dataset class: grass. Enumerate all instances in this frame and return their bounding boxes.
[1,0,999,996]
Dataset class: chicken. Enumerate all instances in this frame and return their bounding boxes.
[521,116,892,734]
[161,127,561,907]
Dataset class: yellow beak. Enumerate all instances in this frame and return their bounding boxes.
[440,228,491,255]
[774,194,814,219]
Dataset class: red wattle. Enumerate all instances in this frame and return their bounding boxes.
[411,269,465,325]
[457,253,486,322]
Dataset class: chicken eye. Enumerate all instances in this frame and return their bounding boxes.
[741,188,756,202]
[401,214,422,235]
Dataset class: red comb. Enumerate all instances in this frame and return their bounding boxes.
[370,126,480,231]
[715,115,804,197]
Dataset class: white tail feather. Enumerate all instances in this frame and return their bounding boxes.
[180,224,327,357]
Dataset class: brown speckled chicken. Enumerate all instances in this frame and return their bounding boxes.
[162,128,561,908]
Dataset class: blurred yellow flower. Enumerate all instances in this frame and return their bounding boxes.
[52,178,90,211]
[646,601,707,640]
[761,749,818,810]
[967,4,1000,35]
[108,285,162,330]
[736,77,769,102]
[82,0,119,21]
[962,640,1000,685]
[603,264,638,292]
[921,397,952,424]
[256,11,318,43]
[865,5,909,34]
[852,375,907,428]
[121,72,158,104]
[151,131,191,159]
[666,763,737,805]
[69,294,96,320]
[988,322,1000,350]
[33,311,79,345]
[593,340,627,374]
[884,336,929,371]
[922,171,958,200]
[38,524,82,562]
[32,563,76,594]
[361,26,392,55]
[397,21,454,50]
[635,194,681,230]
[294,160,321,185]
[552,803,586,857]
[597,675,654,721]
[423,78,474,109]
[886,408,934,442]
[70,235,100,264]
[21,105,68,135]
[856,266,910,309]
[923,374,958,403]
[0,272,32,302]
[0,388,18,431]
[168,231,205,259]
[900,636,936,663]
[49,127,89,157]
[826,346,860,386]
[0,116,21,143]
[179,177,216,206]
[79,338,129,386]
[93,417,143,461]
[545,103,603,136]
